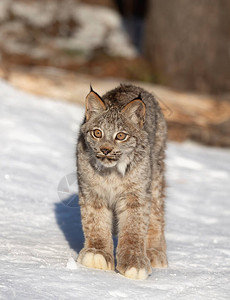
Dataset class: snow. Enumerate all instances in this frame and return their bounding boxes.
[0,79,230,299]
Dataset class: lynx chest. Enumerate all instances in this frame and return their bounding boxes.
[93,171,126,207]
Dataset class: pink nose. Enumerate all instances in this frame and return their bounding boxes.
[100,147,112,155]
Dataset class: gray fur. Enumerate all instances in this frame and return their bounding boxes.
[76,84,168,280]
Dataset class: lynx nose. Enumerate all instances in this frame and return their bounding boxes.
[100,146,112,155]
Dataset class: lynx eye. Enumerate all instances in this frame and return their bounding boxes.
[92,129,102,138]
[115,132,128,141]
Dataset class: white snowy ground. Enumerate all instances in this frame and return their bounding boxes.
[0,79,230,300]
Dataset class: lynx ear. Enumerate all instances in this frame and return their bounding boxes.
[85,89,106,121]
[121,99,146,128]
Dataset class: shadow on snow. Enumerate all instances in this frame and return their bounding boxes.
[54,194,84,253]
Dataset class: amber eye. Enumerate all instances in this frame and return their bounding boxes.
[92,129,102,138]
[115,132,128,141]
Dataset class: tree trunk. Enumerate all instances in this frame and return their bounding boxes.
[144,0,230,93]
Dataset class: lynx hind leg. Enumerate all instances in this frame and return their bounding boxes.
[146,177,168,268]
[146,241,168,268]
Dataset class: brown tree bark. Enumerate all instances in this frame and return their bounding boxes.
[144,0,230,93]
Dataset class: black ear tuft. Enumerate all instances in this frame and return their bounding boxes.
[133,92,142,101]
[89,84,102,101]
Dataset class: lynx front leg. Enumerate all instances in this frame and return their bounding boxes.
[77,204,114,271]
[116,198,152,280]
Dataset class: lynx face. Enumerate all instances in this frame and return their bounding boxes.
[85,112,137,168]
[81,89,146,170]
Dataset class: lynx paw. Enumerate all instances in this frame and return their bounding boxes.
[117,253,152,280]
[77,248,114,271]
[147,248,168,268]
[124,267,150,280]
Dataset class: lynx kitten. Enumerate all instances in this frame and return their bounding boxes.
[76,84,167,280]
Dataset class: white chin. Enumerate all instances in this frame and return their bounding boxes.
[97,158,118,168]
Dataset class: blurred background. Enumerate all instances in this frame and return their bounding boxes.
[1,0,230,146]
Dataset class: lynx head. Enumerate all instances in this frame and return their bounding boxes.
[81,87,147,173]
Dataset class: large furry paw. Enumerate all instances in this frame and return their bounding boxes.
[147,248,168,268]
[117,252,152,280]
[77,248,114,271]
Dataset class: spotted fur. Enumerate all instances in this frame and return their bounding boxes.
[76,84,168,280]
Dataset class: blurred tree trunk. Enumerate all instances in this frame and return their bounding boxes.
[144,0,230,94]
[115,0,148,52]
